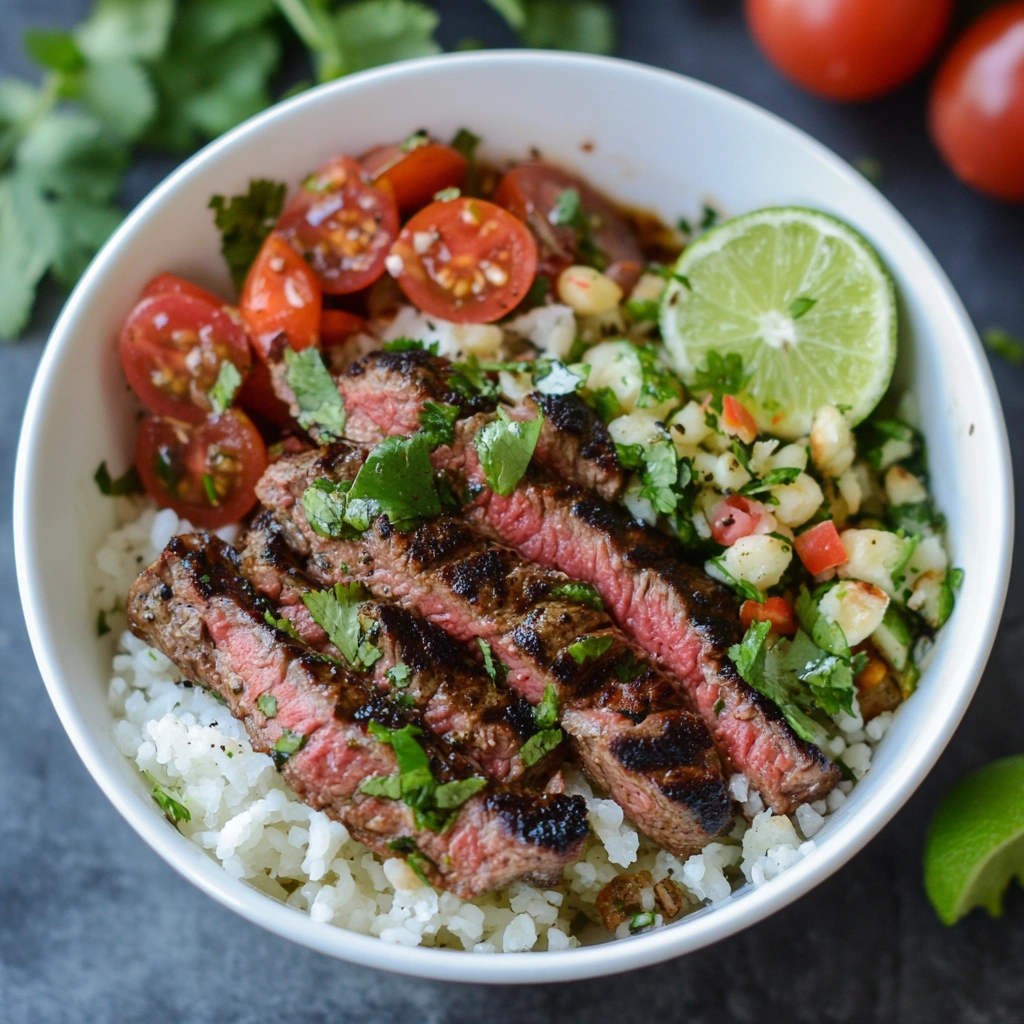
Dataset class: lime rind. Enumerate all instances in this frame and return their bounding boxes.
[659,206,897,440]
[924,755,1024,926]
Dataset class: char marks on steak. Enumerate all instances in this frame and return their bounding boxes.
[126,532,588,897]
[240,512,546,783]
[337,350,626,499]
[256,446,733,855]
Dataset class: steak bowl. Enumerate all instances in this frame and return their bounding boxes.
[14,50,1012,983]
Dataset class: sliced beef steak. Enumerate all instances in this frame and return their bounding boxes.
[127,532,588,897]
[240,512,546,784]
[336,350,626,499]
[257,447,733,855]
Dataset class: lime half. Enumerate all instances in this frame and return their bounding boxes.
[924,756,1024,926]
[660,207,896,439]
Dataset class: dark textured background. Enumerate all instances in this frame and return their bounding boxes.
[4,2,1024,1021]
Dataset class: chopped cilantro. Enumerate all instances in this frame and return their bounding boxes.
[473,407,544,497]
[208,179,286,291]
[264,609,302,642]
[302,478,357,539]
[434,776,488,809]
[347,433,442,530]
[257,693,278,718]
[634,345,681,409]
[143,770,190,824]
[788,297,817,320]
[387,662,412,689]
[401,129,429,152]
[477,638,508,685]
[550,581,604,610]
[713,697,725,716]
[383,337,437,354]
[450,127,480,161]
[303,582,379,669]
[676,216,692,236]
[636,439,681,515]
[739,467,801,496]
[626,299,660,322]
[589,386,622,424]
[567,634,614,664]
[433,186,460,202]
[692,350,749,412]
[705,555,765,604]
[983,328,1024,365]
[207,359,242,415]
[202,473,219,506]
[614,651,644,684]
[449,355,501,399]
[273,728,307,758]
[520,728,563,767]
[360,773,401,799]
[96,608,111,637]
[548,186,605,269]
[419,401,460,448]
[700,205,719,231]
[630,911,656,931]
[94,460,143,497]
[283,347,346,441]
[534,684,559,730]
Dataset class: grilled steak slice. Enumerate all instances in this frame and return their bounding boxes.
[257,446,733,854]
[336,350,626,499]
[127,532,588,897]
[240,512,545,783]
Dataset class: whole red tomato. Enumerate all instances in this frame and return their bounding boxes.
[930,3,1024,202]
[746,0,953,101]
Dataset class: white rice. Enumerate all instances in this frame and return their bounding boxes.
[97,501,893,951]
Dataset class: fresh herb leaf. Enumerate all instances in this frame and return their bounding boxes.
[433,186,460,202]
[400,128,429,151]
[450,127,480,161]
[477,637,508,686]
[257,692,278,718]
[360,773,401,799]
[208,178,284,290]
[693,350,749,412]
[676,216,692,236]
[795,586,851,658]
[387,662,412,689]
[629,911,655,931]
[96,608,111,636]
[700,205,719,231]
[418,400,459,448]
[634,344,681,409]
[302,582,378,669]
[283,346,346,440]
[519,1,615,54]
[550,581,604,610]
[367,720,448,831]
[589,386,622,423]
[854,156,883,186]
[637,439,680,515]
[473,407,544,497]
[520,728,563,766]
[202,472,219,505]
[346,432,442,531]
[548,187,605,269]
[626,299,660,322]
[705,555,766,604]
[449,354,501,399]
[983,328,1024,365]
[739,466,801,496]
[207,359,241,415]
[273,728,307,758]
[534,684,560,730]
[614,650,644,684]
[383,336,437,353]
[302,478,357,539]
[789,297,817,320]
[434,776,488,809]
[567,634,614,664]
[94,459,143,496]
[263,608,302,642]
[142,769,190,823]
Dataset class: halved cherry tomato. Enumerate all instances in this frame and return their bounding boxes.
[710,495,768,547]
[793,520,849,575]
[119,293,252,424]
[361,140,468,214]
[240,233,322,360]
[237,358,294,432]
[141,273,226,308]
[320,309,366,350]
[740,596,797,635]
[493,163,645,292]
[276,155,399,295]
[721,395,758,445]
[389,197,538,323]
[929,3,1024,202]
[745,0,953,101]
[135,409,268,529]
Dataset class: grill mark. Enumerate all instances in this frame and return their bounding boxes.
[610,715,712,770]
[486,791,589,852]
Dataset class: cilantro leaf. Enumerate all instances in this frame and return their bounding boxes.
[273,728,307,759]
[434,776,488,809]
[739,466,801,497]
[520,728,563,766]
[142,769,190,823]
[209,178,285,291]
[477,637,508,685]
[383,337,436,353]
[419,401,459,448]
[283,347,346,440]
[517,0,615,54]
[450,127,480,161]
[795,586,850,658]
[360,773,401,799]
[692,350,749,412]
[94,459,143,496]
[25,31,85,74]
[76,0,175,62]
[257,692,278,718]
[302,582,377,668]
[550,582,604,610]
[533,683,559,730]
[634,344,681,409]
[637,439,680,515]
[207,359,242,415]
[589,386,622,423]
[263,609,303,643]
[386,662,411,689]
[567,634,614,664]
[614,651,644,684]
[983,327,1024,365]
[346,432,442,531]
[302,478,357,539]
[789,296,817,320]
[705,554,766,604]
[474,408,544,497]
[449,354,501,399]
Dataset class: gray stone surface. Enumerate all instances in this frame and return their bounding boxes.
[3,2,1024,1021]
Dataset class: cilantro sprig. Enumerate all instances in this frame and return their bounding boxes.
[519,683,563,766]
[283,347,346,441]
[302,581,381,669]
[473,408,544,497]
[208,179,285,291]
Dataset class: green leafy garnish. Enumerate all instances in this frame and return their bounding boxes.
[634,344,681,410]
[283,347,346,441]
[692,350,750,412]
[550,581,604,610]
[614,651,644,684]
[629,911,655,931]
[208,178,285,290]
[383,337,437,353]
[434,776,488,808]
[302,581,379,669]
[302,478,357,538]
[273,728,307,758]
[207,359,241,415]
[418,401,459,448]
[473,407,544,497]
[486,0,614,53]
[548,186,605,269]
[788,297,817,320]
[699,205,719,231]
[257,692,278,718]
[567,634,614,664]
[143,769,190,824]
[449,354,501,399]
[387,662,412,689]
[626,299,660,322]
[450,126,480,161]
[264,608,302,642]
[477,637,508,685]
[589,386,622,424]
[360,773,401,799]
[520,727,563,767]
[348,432,442,530]
[202,472,219,505]
[533,683,559,730]
[94,460,143,496]
[705,554,766,604]
[96,608,111,637]
[983,328,1024,365]
[739,466,801,497]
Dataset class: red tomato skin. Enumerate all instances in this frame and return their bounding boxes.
[119,293,252,424]
[740,596,797,636]
[134,410,268,529]
[361,142,468,213]
[141,273,226,308]
[240,233,322,360]
[237,358,294,432]
[794,520,849,575]
[320,309,366,349]
[930,3,1024,202]
[710,495,768,547]
[721,395,758,444]
[390,197,538,324]
[276,156,399,294]
[745,0,952,101]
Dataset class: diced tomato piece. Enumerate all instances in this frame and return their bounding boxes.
[361,140,468,214]
[709,495,768,546]
[740,596,797,635]
[721,394,758,444]
[320,309,366,350]
[141,273,226,308]
[794,520,849,575]
[240,233,322,359]
[119,293,251,423]
[276,155,399,294]
[134,409,268,529]
[389,197,538,323]
[237,358,294,432]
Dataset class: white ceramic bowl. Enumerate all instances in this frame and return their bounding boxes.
[15,51,1012,983]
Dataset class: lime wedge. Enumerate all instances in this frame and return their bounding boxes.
[924,756,1024,926]
[660,207,896,439]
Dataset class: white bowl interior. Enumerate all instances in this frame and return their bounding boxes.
[15,52,1012,984]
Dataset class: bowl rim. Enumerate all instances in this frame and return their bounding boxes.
[14,49,1013,984]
